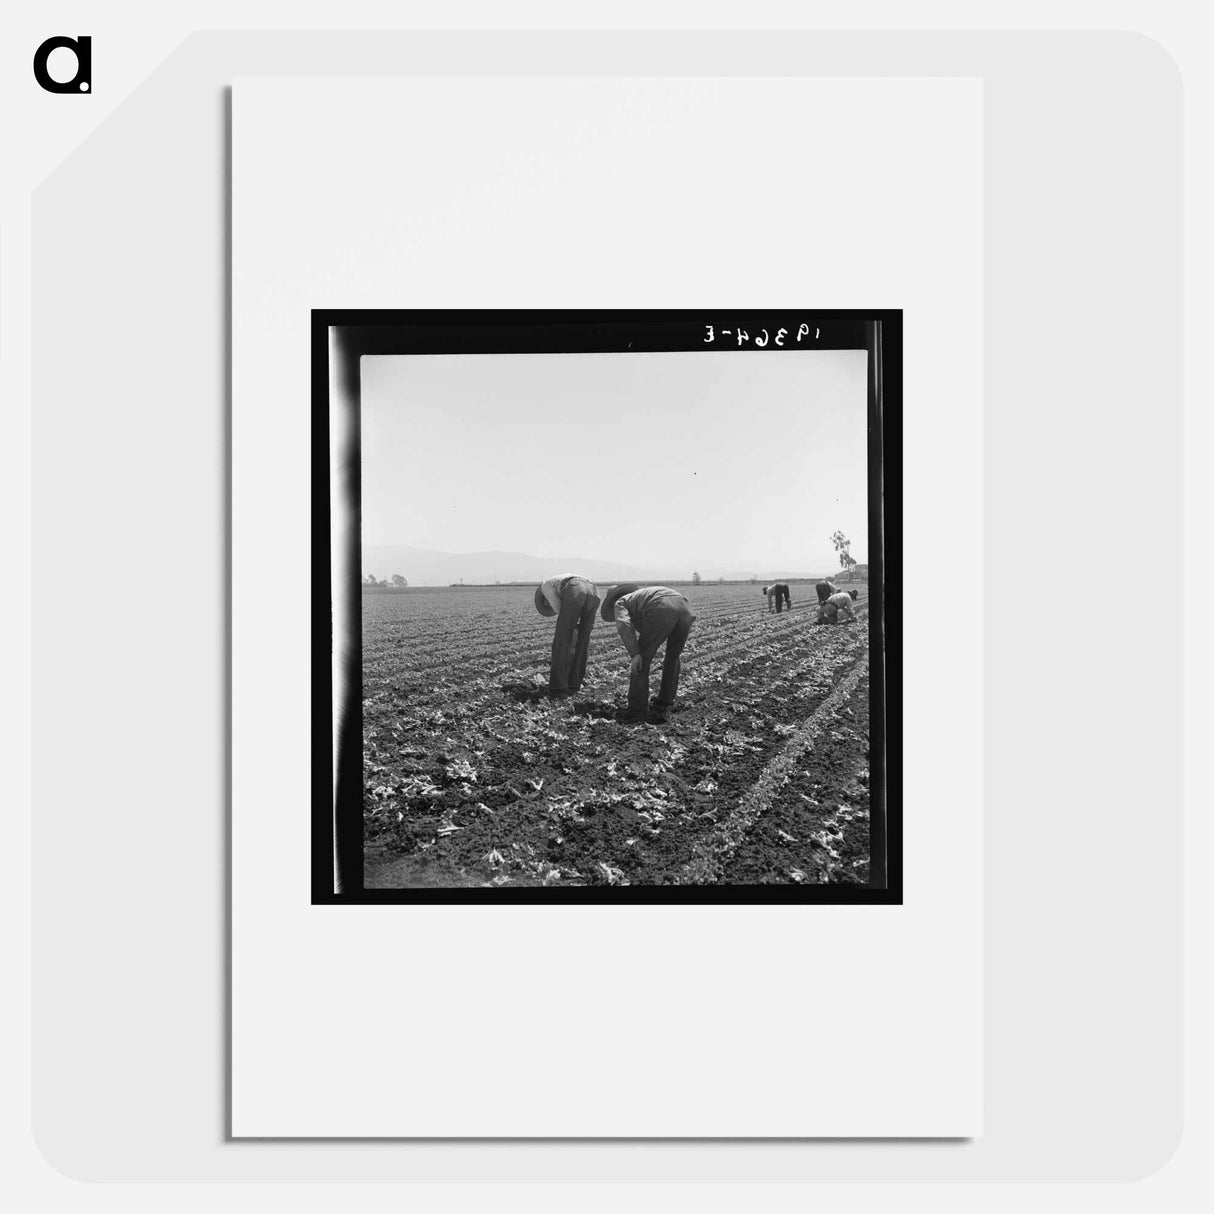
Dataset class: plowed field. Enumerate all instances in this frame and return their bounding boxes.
[362,582,872,888]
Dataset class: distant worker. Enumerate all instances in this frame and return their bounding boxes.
[815,579,838,605]
[763,583,792,614]
[815,588,860,624]
[534,575,601,696]
[601,584,697,723]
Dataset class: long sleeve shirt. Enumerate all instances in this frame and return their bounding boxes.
[612,586,686,630]
[538,574,578,615]
[827,591,856,618]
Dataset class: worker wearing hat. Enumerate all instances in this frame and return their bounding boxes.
[762,583,792,614]
[815,588,859,624]
[534,575,601,695]
[600,584,696,723]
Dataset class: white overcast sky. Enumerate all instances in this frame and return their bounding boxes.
[360,350,869,570]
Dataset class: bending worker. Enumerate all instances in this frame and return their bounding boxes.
[815,588,860,624]
[534,574,601,695]
[601,583,696,723]
[763,583,792,614]
[815,579,838,605]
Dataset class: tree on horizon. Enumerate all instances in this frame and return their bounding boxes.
[830,530,853,572]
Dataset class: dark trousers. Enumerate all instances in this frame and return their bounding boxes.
[550,577,599,692]
[815,582,835,604]
[630,597,696,713]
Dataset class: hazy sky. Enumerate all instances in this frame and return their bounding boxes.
[360,350,869,570]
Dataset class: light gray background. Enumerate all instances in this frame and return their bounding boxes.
[32,31,1180,1180]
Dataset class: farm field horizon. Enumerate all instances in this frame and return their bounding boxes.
[362,581,873,889]
[362,576,856,590]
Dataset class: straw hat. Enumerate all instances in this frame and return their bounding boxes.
[600,583,640,623]
[534,585,555,617]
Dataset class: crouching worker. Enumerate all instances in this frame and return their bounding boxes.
[815,579,838,605]
[763,583,792,614]
[534,575,601,695]
[601,584,696,723]
[815,588,859,624]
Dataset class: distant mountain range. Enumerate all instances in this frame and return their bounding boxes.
[361,544,832,587]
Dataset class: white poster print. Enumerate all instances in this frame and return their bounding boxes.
[233,76,981,1137]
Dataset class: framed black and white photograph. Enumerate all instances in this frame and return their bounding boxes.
[316,310,901,902]
[234,75,978,1139]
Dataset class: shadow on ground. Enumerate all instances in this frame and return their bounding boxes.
[499,680,548,703]
[571,699,620,720]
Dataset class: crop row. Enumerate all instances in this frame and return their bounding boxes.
[366,591,853,680]
[363,605,871,886]
[364,601,865,722]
